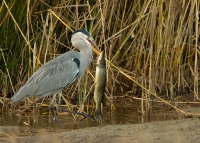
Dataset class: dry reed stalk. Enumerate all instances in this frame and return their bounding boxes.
[193,0,199,100]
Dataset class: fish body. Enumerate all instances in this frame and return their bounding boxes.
[94,51,106,121]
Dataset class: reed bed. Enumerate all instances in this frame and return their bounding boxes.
[0,0,199,116]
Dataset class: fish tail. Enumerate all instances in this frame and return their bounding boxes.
[95,104,103,122]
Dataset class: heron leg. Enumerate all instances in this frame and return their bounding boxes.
[49,93,61,125]
[57,91,62,111]
[56,92,95,121]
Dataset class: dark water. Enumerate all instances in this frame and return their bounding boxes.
[0,98,190,138]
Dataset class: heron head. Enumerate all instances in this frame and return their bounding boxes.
[71,29,97,51]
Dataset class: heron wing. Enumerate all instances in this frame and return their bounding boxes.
[11,51,81,102]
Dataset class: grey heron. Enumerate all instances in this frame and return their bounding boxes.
[11,29,97,125]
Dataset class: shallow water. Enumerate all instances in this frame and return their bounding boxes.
[0,98,190,138]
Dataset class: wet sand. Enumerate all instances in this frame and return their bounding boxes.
[1,118,200,143]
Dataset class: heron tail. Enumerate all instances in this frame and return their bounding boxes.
[11,84,34,103]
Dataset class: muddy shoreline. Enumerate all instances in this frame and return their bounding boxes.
[1,118,200,143]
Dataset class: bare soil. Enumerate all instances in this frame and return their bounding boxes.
[1,118,200,143]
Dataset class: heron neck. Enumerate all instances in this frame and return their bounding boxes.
[78,47,93,76]
[79,47,93,58]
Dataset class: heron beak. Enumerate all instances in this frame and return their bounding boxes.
[87,36,99,55]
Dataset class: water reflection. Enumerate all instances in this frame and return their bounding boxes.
[0,99,190,138]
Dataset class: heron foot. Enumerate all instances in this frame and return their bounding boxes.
[49,105,61,126]
[57,107,95,121]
